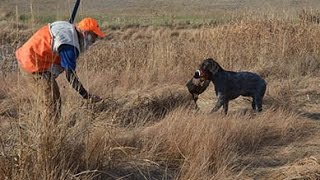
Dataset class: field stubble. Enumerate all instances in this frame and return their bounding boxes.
[0,16,320,179]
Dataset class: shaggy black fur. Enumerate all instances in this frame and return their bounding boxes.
[187,58,267,114]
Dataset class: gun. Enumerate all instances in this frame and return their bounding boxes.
[69,0,81,24]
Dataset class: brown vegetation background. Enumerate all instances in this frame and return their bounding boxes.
[0,1,320,179]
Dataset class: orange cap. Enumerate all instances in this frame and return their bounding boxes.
[77,17,106,37]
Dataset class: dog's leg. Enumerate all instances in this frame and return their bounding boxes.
[252,97,256,111]
[255,96,263,112]
[253,82,266,112]
[210,93,224,113]
[223,100,229,115]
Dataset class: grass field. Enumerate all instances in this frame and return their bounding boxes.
[1,0,320,179]
[1,0,320,26]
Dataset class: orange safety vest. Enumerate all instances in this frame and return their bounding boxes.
[16,25,61,73]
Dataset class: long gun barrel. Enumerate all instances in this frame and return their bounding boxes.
[69,0,81,24]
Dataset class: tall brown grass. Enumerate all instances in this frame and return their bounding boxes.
[140,108,310,179]
[81,18,320,87]
[1,12,320,179]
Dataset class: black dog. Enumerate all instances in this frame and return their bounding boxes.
[187,58,267,114]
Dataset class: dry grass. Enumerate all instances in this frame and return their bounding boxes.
[0,82,314,179]
[1,5,320,180]
[140,108,311,179]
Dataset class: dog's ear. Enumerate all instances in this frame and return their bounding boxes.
[202,58,219,75]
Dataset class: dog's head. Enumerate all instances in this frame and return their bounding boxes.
[186,58,221,104]
[199,58,223,79]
